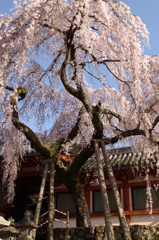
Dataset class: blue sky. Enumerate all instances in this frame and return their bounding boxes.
[122,0,159,56]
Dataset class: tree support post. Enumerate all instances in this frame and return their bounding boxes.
[94,141,115,240]
[66,211,69,228]
[101,142,132,240]
[48,160,55,240]
[32,163,49,240]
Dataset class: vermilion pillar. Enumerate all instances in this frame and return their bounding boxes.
[122,173,131,225]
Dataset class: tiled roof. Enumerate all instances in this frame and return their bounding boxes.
[0,139,157,171]
[81,147,158,172]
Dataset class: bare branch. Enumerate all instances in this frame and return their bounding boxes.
[104,63,136,108]
[0,84,14,92]
[94,128,146,144]
[83,67,106,84]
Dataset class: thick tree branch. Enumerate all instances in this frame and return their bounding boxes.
[60,38,79,99]
[54,154,68,183]
[68,105,86,140]
[68,145,94,179]
[107,115,123,133]
[69,101,104,176]
[9,87,52,157]
[92,101,104,139]
[149,115,159,141]
[12,117,51,156]
[102,108,122,122]
[97,128,146,144]
[151,116,159,130]
[1,85,14,92]
[55,106,87,183]
[60,27,91,112]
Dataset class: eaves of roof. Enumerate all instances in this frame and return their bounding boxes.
[81,147,157,172]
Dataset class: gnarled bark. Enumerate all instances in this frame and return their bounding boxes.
[67,177,91,227]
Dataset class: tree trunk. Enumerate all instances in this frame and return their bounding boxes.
[101,142,132,240]
[62,173,91,227]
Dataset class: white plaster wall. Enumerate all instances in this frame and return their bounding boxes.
[120,188,124,207]
[54,215,159,228]
[55,184,66,189]
[128,176,145,183]
[131,214,159,227]
[149,175,159,181]
[91,216,120,226]
[90,179,122,186]
[90,191,93,213]
[54,216,120,228]
[128,175,158,183]
[129,187,133,211]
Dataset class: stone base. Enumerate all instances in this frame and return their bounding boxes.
[36,225,159,240]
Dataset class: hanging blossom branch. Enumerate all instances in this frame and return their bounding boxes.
[104,62,137,108]
[40,49,65,81]
[38,21,65,35]
[79,45,136,109]
[83,67,105,81]
[79,44,121,65]
[2,86,52,157]
[83,67,111,89]
[106,115,124,133]
[145,173,153,214]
